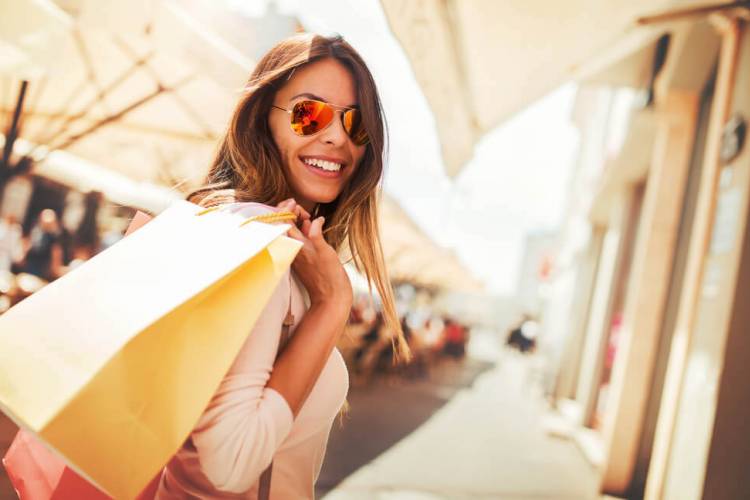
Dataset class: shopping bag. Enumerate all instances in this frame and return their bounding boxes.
[123,210,153,237]
[0,200,302,499]
[2,213,161,500]
[2,428,160,499]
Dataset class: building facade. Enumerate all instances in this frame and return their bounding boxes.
[544,12,750,500]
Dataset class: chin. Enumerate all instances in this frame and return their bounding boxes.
[304,187,344,205]
[312,194,341,206]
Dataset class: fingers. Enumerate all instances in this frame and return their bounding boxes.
[308,217,326,249]
[296,204,311,222]
[285,223,306,242]
[276,198,311,229]
[293,206,311,229]
[309,217,324,238]
[277,198,295,212]
[277,202,326,251]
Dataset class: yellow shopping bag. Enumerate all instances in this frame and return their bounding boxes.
[0,200,302,499]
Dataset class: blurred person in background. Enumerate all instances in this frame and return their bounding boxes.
[99,219,128,252]
[347,293,377,335]
[20,209,67,282]
[339,293,378,368]
[0,214,23,273]
[157,33,411,500]
[506,314,538,353]
[423,315,446,354]
[351,310,386,381]
[397,314,429,378]
[443,318,468,359]
[66,191,104,270]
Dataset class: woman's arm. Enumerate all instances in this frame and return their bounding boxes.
[266,297,350,417]
[266,199,353,416]
[191,272,304,493]
[191,200,352,493]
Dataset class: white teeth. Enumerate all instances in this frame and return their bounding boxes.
[303,158,342,171]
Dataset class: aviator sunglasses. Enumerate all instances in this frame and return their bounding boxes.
[272,99,369,146]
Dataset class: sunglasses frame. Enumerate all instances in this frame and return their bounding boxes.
[271,99,369,146]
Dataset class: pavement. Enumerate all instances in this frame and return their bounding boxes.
[317,355,497,496]
[321,347,600,500]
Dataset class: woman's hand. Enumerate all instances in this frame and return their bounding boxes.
[276,199,353,315]
[276,198,311,229]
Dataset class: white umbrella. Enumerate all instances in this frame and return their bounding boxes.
[1,0,254,188]
[379,0,722,176]
[380,195,484,292]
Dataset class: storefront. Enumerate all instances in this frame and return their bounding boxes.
[546,11,749,500]
[647,17,750,500]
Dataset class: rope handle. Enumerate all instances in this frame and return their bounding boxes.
[195,206,296,226]
[239,211,297,227]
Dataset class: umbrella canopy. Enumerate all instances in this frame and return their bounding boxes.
[1,0,254,188]
[379,0,723,176]
[379,195,484,292]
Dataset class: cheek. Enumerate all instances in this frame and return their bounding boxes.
[350,145,367,172]
[270,117,300,163]
[269,118,286,156]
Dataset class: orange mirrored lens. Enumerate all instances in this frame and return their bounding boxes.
[291,100,334,135]
[343,109,368,146]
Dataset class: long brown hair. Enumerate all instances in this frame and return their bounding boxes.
[188,33,410,362]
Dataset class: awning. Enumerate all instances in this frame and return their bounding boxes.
[9,136,181,214]
[379,0,725,176]
[0,0,254,187]
[379,196,484,292]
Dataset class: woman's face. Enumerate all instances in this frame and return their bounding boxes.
[269,58,367,212]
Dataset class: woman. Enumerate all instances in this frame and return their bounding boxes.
[156,33,410,499]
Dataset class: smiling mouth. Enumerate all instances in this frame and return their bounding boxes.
[301,157,344,172]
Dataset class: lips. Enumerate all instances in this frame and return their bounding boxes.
[299,155,347,178]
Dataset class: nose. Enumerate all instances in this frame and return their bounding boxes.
[317,111,349,146]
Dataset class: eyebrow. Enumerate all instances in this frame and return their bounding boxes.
[289,93,358,108]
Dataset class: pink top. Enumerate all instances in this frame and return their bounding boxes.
[155,203,350,499]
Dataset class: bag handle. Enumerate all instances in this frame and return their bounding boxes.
[195,205,297,227]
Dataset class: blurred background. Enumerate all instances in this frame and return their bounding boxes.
[1,1,749,499]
